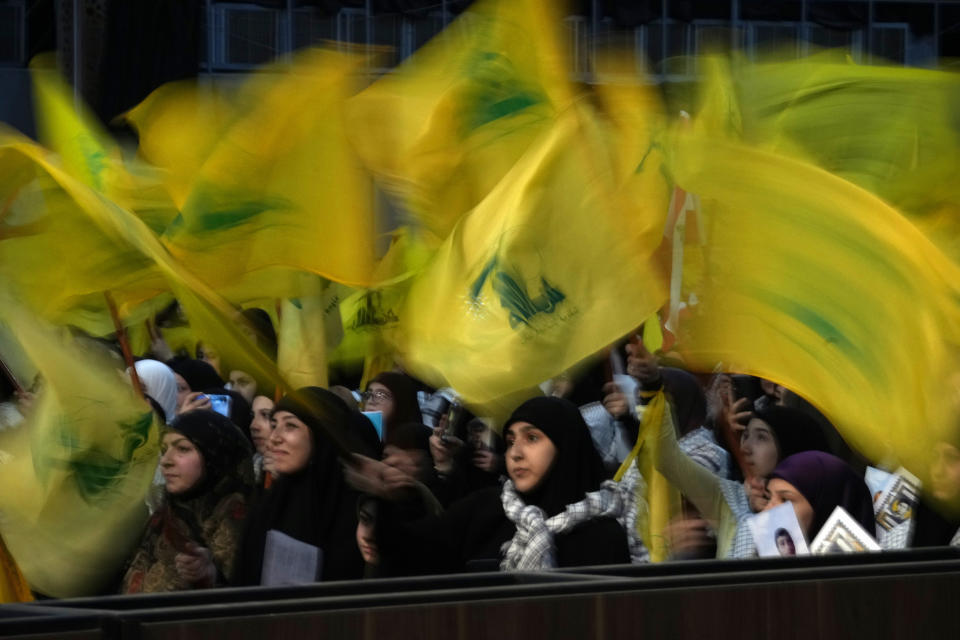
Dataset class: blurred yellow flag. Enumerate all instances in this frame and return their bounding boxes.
[0,293,159,597]
[735,55,960,209]
[347,0,575,241]
[155,48,377,299]
[397,106,668,417]
[31,64,179,235]
[615,391,681,562]
[0,131,168,336]
[670,124,960,486]
[123,79,235,211]
[4,128,292,421]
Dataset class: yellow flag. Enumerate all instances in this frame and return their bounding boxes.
[347,0,575,241]
[122,79,235,210]
[31,63,179,235]
[670,124,960,487]
[0,131,168,336]
[2,128,289,419]
[277,275,342,389]
[31,62,122,196]
[732,53,960,230]
[0,293,159,597]
[396,107,668,417]
[329,228,434,371]
[614,391,682,562]
[157,48,377,298]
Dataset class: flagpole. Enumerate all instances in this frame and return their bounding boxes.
[104,291,144,399]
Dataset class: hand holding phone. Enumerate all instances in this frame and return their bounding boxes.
[204,394,233,418]
[179,392,212,414]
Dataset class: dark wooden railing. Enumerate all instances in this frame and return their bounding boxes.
[2,547,959,639]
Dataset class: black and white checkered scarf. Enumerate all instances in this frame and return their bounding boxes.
[499,472,648,570]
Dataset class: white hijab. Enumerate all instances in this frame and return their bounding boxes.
[130,359,178,424]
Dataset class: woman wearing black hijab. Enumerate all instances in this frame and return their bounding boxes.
[349,397,644,576]
[234,387,380,585]
[362,372,423,436]
[167,358,225,408]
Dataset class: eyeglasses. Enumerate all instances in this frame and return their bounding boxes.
[362,389,393,403]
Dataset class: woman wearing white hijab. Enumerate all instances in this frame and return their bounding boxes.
[130,359,179,425]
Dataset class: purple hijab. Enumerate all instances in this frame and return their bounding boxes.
[770,451,875,540]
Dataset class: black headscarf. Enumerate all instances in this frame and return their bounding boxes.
[167,357,225,392]
[385,422,432,454]
[218,388,253,442]
[167,410,253,497]
[754,405,832,460]
[770,451,875,540]
[367,372,423,430]
[164,410,254,541]
[234,387,379,585]
[239,308,278,362]
[504,396,607,518]
[660,367,707,436]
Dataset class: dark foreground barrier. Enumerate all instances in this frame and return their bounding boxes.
[2,547,959,640]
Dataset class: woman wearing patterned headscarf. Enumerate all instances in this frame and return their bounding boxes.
[121,410,253,593]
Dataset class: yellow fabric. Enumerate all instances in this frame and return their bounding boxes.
[31,65,178,236]
[731,54,960,232]
[396,106,667,418]
[31,65,122,196]
[614,391,682,562]
[0,131,168,336]
[0,294,159,598]
[328,228,434,370]
[669,121,960,488]
[346,0,575,241]
[155,48,377,298]
[642,313,664,354]
[123,79,235,210]
[3,128,292,420]
[277,276,338,389]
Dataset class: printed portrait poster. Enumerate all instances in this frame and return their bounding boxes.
[865,466,893,505]
[811,507,882,555]
[747,502,810,558]
[875,467,921,532]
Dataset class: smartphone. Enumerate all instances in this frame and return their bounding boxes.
[466,418,496,451]
[204,393,233,418]
[730,375,759,403]
[362,411,384,441]
[441,401,463,444]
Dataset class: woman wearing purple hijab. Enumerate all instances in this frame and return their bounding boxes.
[764,451,876,541]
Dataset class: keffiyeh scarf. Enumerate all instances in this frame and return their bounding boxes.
[499,473,648,570]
